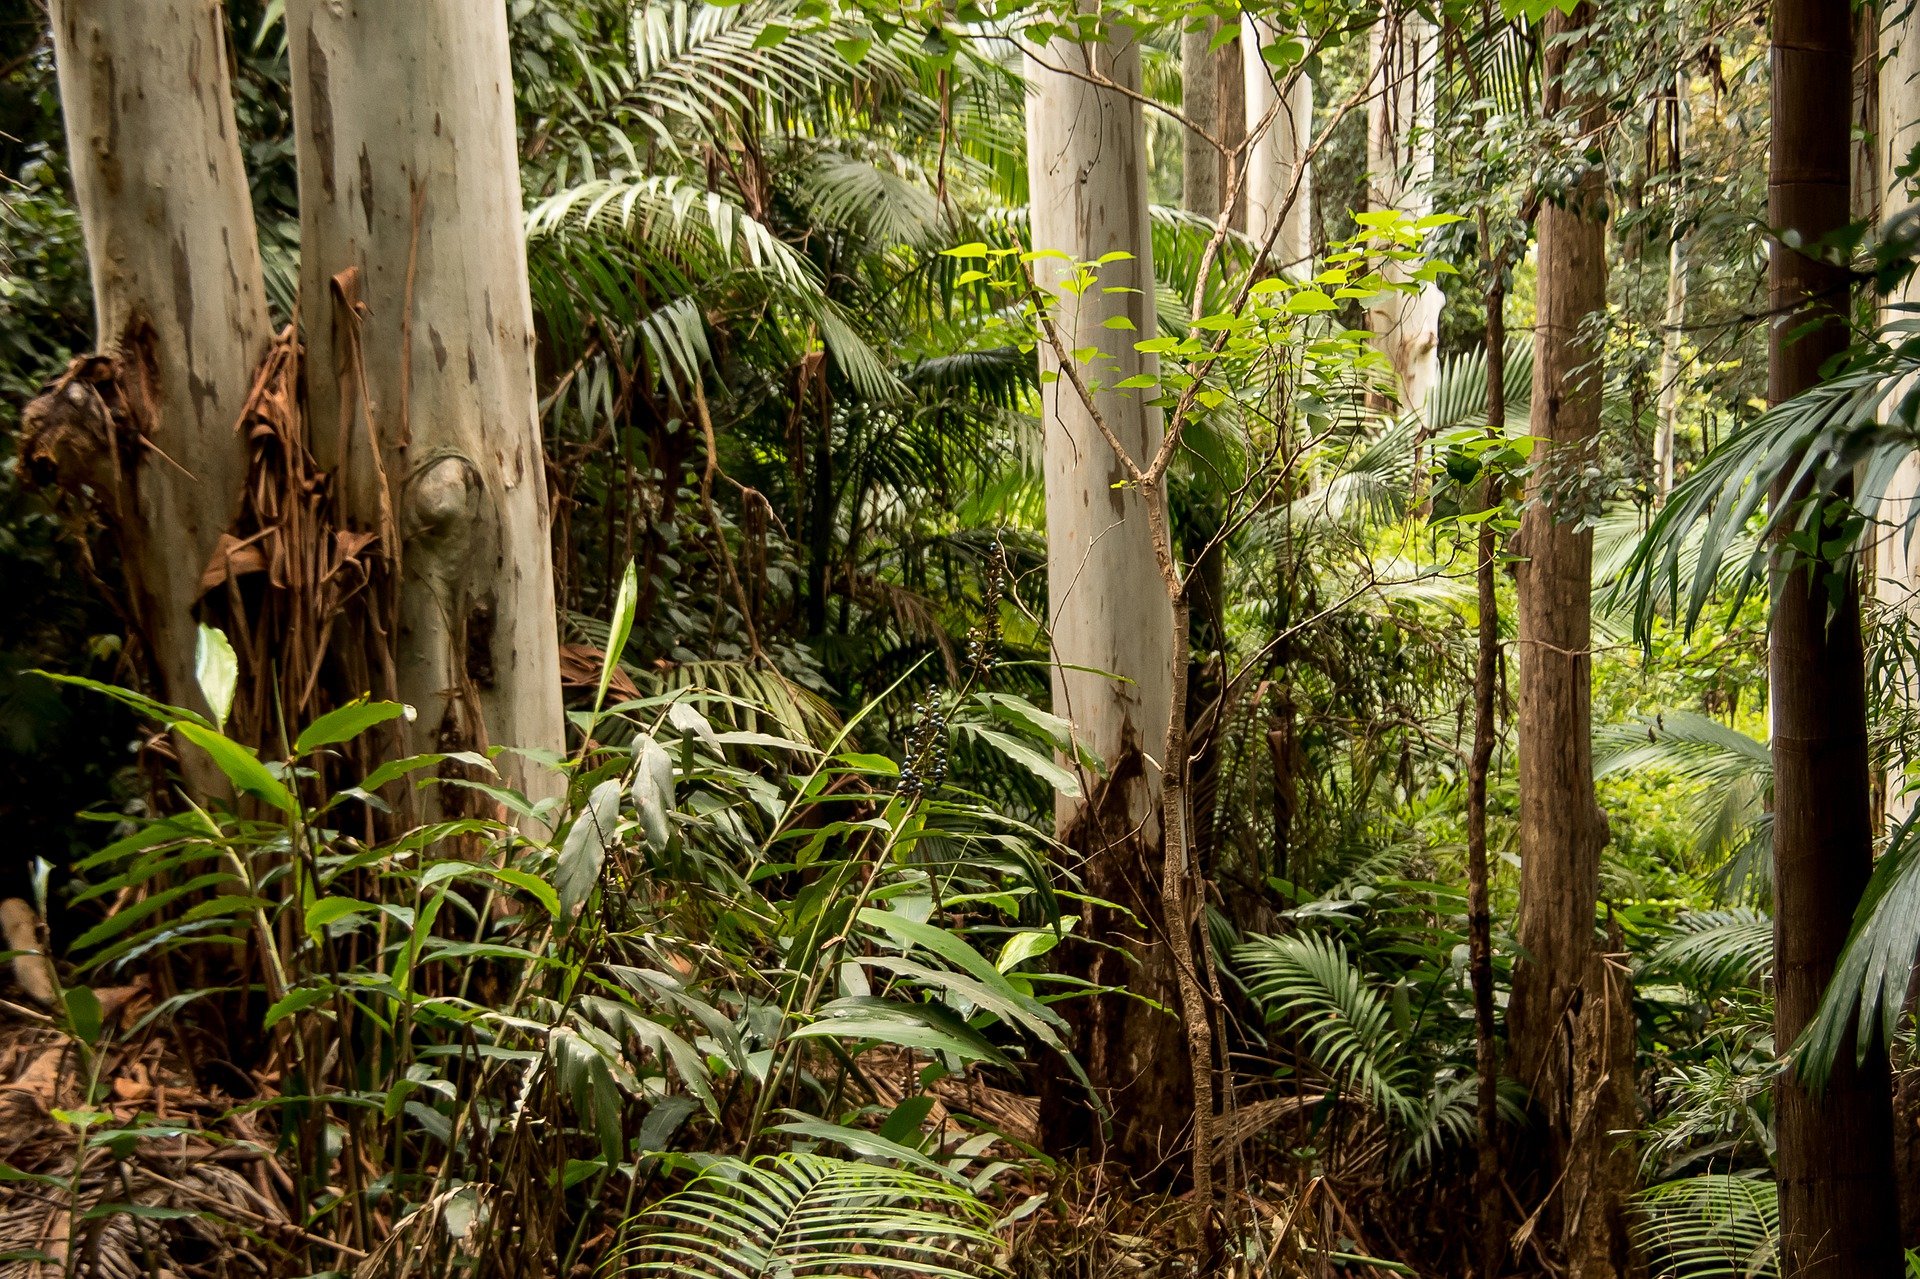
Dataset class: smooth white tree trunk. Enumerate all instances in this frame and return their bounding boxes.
[1243,20,1314,272]
[1025,27,1182,1162]
[1879,3,1920,821]
[49,0,273,724]
[1366,11,1442,415]
[1025,31,1174,839]
[287,0,564,803]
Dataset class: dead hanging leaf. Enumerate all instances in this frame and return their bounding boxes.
[558,643,643,702]
[196,326,399,776]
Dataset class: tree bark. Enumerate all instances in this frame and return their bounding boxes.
[1243,20,1314,273]
[1653,78,1687,502]
[286,0,565,805]
[1878,1,1920,827]
[1365,10,1441,414]
[1025,28,1184,1171]
[1183,19,1222,221]
[1767,0,1905,1271]
[1468,276,1504,1279]
[1509,9,1639,1277]
[48,0,273,729]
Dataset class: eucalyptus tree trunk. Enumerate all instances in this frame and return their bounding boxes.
[1243,19,1314,272]
[1878,4,1920,829]
[1767,0,1904,1271]
[1183,20,1223,219]
[47,0,272,729]
[1653,78,1688,501]
[1365,10,1441,414]
[1024,29,1183,1169]
[286,0,565,804]
[1510,9,1639,1277]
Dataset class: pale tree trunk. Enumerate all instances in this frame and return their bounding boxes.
[1243,19,1314,272]
[1510,8,1640,1277]
[48,0,272,729]
[1183,21,1222,219]
[1879,2,1920,827]
[1366,10,1441,414]
[1024,31,1184,1170]
[1653,78,1687,501]
[286,0,564,805]
[1767,0,1905,1272]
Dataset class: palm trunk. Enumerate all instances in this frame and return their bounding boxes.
[1510,9,1639,1277]
[1365,11,1441,414]
[1768,0,1904,1270]
[1025,26,1184,1170]
[1242,20,1314,272]
[47,0,273,734]
[286,0,565,806]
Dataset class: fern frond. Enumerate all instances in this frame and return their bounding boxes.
[610,1153,1000,1279]
[1235,932,1417,1121]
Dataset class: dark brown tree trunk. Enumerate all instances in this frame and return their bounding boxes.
[1509,9,1639,1277]
[1510,3,1608,1087]
[1767,0,1903,1270]
[1468,275,1505,1279]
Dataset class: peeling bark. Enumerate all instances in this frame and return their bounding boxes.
[286,0,564,807]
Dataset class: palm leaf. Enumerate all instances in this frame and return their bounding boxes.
[609,1153,1001,1279]
[1235,932,1417,1121]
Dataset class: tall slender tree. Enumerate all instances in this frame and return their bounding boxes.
[286,0,565,805]
[1510,7,1640,1276]
[46,0,273,735]
[1366,8,1441,413]
[1243,19,1314,272]
[1766,0,1905,1270]
[1024,23,1184,1167]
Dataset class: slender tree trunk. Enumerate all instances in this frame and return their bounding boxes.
[1768,0,1904,1271]
[286,0,565,805]
[47,0,273,731]
[1653,78,1687,502]
[1243,20,1314,272]
[1025,28,1184,1171]
[1183,19,1222,220]
[1365,10,1441,414]
[1879,2,1920,828]
[1468,274,1504,1279]
[1510,10,1640,1277]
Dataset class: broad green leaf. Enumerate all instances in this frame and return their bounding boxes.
[173,721,296,814]
[960,725,1081,797]
[305,897,376,940]
[194,625,237,731]
[295,699,408,755]
[558,780,622,919]
[597,560,639,716]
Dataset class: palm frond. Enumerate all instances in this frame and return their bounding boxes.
[1235,932,1417,1121]
[1619,321,1920,640]
[609,1153,1001,1279]
[1795,804,1920,1086]
[1642,909,1773,995]
[1633,1175,1779,1279]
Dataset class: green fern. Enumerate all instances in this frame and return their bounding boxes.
[1634,1175,1779,1279]
[1643,910,1773,996]
[1235,932,1418,1121]
[608,1153,1002,1278]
